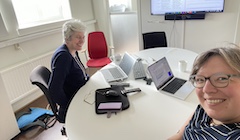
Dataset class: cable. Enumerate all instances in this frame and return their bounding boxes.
[19,46,30,60]
[18,46,36,69]
[169,19,176,48]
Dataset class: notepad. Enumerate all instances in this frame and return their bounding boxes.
[98,102,122,110]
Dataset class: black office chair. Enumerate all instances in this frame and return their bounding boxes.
[30,65,66,135]
[142,32,167,49]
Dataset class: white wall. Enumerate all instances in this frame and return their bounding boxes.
[92,0,113,46]
[110,12,139,54]
[0,76,20,140]
[138,0,240,53]
[2,0,240,71]
[0,0,97,138]
[0,0,96,70]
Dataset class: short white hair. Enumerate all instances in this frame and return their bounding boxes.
[62,19,87,43]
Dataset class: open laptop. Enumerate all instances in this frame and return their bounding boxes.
[147,57,194,100]
[100,52,136,83]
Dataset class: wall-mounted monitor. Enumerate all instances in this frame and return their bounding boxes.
[151,0,225,15]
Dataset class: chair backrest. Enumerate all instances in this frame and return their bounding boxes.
[88,31,108,59]
[142,32,167,49]
[29,65,63,123]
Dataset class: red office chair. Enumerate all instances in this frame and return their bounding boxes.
[84,31,113,68]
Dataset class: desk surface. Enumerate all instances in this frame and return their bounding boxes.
[66,48,199,140]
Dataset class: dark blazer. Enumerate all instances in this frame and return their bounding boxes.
[48,44,89,121]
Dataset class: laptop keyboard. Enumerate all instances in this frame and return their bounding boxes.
[109,68,124,79]
[133,61,146,79]
[162,78,186,94]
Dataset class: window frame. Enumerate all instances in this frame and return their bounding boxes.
[17,19,69,36]
[11,0,72,36]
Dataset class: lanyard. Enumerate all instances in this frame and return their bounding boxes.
[74,56,88,80]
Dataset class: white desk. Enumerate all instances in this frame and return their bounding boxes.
[66,48,199,140]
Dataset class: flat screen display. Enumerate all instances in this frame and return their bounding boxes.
[151,0,225,15]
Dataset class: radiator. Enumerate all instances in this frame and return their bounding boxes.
[0,51,53,111]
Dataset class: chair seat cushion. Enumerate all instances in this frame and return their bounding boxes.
[17,107,54,129]
[87,57,111,67]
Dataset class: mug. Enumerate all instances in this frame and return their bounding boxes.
[178,60,187,72]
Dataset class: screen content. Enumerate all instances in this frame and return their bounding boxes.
[151,0,225,15]
[148,57,173,89]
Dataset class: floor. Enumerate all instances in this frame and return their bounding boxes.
[11,67,99,140]
[12,95,68,140]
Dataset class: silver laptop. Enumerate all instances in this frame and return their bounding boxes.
[100,52,136,83]
[147,57,194,100]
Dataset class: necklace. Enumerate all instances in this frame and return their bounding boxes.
[74,55,88,80]
[210,120,216,126]
[210,119,222,126]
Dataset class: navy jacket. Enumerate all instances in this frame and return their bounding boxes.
[48,44,89,108]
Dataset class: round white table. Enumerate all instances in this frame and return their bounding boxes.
[66,48,199,140]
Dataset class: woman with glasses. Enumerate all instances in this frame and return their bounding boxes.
[168,43,240,140]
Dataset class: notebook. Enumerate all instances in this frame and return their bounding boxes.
[100,52,136,83]
[147,57,194,100]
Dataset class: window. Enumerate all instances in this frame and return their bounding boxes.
[109,0,132,12]
[11,0,71,29]
[109,0,130,7]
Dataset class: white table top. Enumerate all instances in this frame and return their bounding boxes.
[66,47,199,140]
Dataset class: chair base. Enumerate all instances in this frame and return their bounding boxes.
[61,126,67,136]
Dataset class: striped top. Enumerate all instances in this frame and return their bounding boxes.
[183,105,240,140]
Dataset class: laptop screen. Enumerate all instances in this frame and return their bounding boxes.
[118,52,136,75]
[148,57,174,90]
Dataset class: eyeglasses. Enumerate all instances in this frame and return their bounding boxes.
[189,73,240,88]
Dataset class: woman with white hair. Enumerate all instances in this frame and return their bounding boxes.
[48,19,89,123]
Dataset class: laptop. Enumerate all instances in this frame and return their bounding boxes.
[100,52,136,83]
[147,57,194,100]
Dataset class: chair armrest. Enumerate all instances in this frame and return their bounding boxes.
[109,46,114,49]
[108,46,115,56]
[80,48,88,61]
